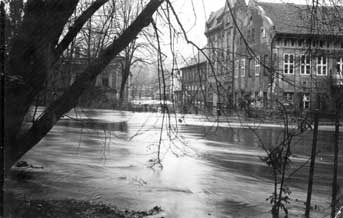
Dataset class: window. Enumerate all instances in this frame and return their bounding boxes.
[284,54,294,74]
[241,58,246,77]
[336,57,343,76]
[319,40,324,48]
[335,58,343,86]
[255,58,260,76]
[284,92,294,103]
[70,74,76,85]
[234,59,240,78]
[102,75,109,87]
[317,56,327,76]
[303,93,310,109]
[298,39,304,47]
[261,27,266,39]
[300,55,311,75]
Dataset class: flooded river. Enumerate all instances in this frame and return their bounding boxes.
[5,109,343,218]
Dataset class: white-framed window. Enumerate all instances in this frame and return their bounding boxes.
[284,54,294,74]
[70,73,76,85]
[300,55,311,75]
[261,27,266,39]
[336,57,343,76]
[303,93,310,109]
[317,56,327,76]
[284,92,294,103]
[298,39,304,47]
[241,58,246,77]
[255,58,260,76]
[234,59,240,78]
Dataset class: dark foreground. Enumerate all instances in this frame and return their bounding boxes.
[4,194,163,218]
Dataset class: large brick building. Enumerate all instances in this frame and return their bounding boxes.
[181,0,343,115]
[237,0,343,112]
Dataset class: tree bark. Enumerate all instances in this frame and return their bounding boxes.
[4,0,164,173]
[331,103,340,218]
[305,112,319,218]
[5,0,79,172]
[119,65,130,107]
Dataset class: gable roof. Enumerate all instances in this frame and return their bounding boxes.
[180,49,209,70]
[256,1,343,36]
[205,7,225,34]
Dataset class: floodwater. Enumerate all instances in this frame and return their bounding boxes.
[5,109,343,218]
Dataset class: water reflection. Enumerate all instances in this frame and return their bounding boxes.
[182,124,343,157]
[6,110,343,218]
[58,119,128,132]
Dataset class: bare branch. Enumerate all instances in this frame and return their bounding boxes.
[54,0,109,59]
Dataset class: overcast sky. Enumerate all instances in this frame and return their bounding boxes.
[164,0,308,60]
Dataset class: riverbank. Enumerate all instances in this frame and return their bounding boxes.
[177,113,342,132]
[4,193,163,218]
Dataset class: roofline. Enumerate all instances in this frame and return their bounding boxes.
[180,60,207,70]
[275,32,343,39]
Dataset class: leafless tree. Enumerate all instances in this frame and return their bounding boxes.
[4,0,164,174]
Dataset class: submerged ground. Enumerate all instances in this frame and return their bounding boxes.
[4,109,343,218]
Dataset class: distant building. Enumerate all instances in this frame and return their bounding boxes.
[181,0,343,115]
[44,56,126,109]
[180,51,208,114]
[234,0,343,113]
[205,6,235,114]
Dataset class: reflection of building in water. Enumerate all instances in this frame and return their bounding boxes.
[43,56,128,109]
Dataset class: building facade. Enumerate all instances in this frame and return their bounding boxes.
[181,0,343,115]
[44,56,126,109]
[180,52,208,114]
[239,0,343,113]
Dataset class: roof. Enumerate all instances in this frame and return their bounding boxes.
[255,1,343,36]
[180,49,208,70]
[205,7,225,33]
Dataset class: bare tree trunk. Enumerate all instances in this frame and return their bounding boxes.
[5,0,79,173]
[331,103,341,218]
[4,0,164,174]
[119,66,130,107]
[305,112,319,218]
[1,1,6,214]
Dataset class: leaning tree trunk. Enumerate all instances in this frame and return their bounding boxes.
[5,0,79,171]
[119,66,130,107]
[4,0,164,174]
